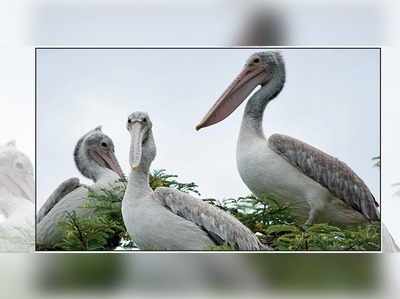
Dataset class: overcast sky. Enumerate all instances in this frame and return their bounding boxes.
[30,1,384,46]
[0,47,35,163]
[37,48,381,231]
[381,47,400,248]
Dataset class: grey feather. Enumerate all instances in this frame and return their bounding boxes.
[155,187,267,250]
[37,178,81,223]
[268,134,379,221]
[73,130,92,180]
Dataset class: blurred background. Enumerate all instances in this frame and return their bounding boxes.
[1,253,400,298]
[0,0,399,298]
[0,0,392,46]
[27,0,386,46]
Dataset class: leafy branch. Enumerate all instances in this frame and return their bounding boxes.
[149,169,200,195]
[55,169,200,250]
[372,156,380,168]
[209,193,380,251]
[54,169,380,251]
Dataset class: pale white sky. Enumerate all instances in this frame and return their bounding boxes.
[381,46,400,248]
[30,1,384,46]
[37,49,380,225]
[0,47,35,163]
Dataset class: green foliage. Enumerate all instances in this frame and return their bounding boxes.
[207,243,235,251]
[54,169,380,251]
[266,222,380,251]
[55,181,126,251]
[55,169,200,251]
[149,169,200,195]
[214,194,380,251]
[372,156,380,168]
[56,211,122,251]
[217,194,296,233]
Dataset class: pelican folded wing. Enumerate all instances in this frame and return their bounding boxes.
[155,187,267,251]
[268,133,379,221]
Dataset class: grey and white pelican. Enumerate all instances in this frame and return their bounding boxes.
[122,112,266,250]
[0,140,34,252]
[196,51,380,227]
[0,140,34,205]
[37,126,125,249]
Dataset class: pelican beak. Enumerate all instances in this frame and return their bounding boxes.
[196,63,271,130]
[15,174,35,202]
[0,173,34,202]
[129,122,145,169]
[92,149,125,179]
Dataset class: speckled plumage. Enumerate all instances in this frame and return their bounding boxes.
[268,134,379,221]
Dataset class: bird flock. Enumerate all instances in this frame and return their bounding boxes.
[36,51,396,252]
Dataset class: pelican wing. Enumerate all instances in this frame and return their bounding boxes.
[268,134,379,221]
[37,178,81,223]
[154,187,267,250]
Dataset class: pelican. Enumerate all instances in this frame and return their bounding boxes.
[122,112,266,250]
[37,126,124,249]
[196,52,380,227]
[0,140,34,252]
[0,140,34,205]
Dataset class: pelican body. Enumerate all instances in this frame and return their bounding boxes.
[37,127,124,249]
[196,52,379,227]
[122,112,265,251]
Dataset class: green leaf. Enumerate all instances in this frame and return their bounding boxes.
[266,225,301,234]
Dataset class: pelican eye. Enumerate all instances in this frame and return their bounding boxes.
[128,119,132,124]
[142,118,147,123]
[101,142,108,148]
[253,57,260,63]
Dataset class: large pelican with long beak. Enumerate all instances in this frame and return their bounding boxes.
[196,52,380,227]
[37,126,125,249]
[122,112,266,250]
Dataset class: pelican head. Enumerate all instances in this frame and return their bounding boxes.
[0,140,34,202]
[127,112,156,170]
[74,126,124,181]
[196,51,285,130]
